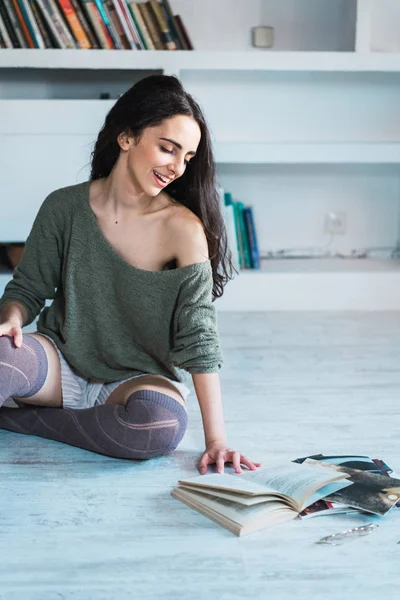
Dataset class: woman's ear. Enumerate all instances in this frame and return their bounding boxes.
[117,132,132,151]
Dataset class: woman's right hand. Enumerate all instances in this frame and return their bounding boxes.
[0,319,23,348]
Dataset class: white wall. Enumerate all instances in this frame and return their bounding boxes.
[171,0,356,51]
[371,0,400,52]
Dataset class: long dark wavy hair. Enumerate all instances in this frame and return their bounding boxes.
[90,74,235,300]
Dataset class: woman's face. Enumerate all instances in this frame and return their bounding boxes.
[119,115,201,196]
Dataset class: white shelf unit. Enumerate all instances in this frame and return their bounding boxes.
[1,0,400,311]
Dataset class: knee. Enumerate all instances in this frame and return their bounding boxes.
[0,335,17,358]
[124,389,188,459]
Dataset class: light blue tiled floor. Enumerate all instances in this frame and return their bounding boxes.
[1,312,400,600]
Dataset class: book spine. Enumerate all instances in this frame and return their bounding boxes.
[237,202,251,268]
[47,0,77,47]
[29,0,53,47]
[83,0,113,48]
[0,0,20,46]
[12,0,35,46]
[118,0,141,49]
[243,207,260,269]
[233,202,246,269]
[21,0,46,47]
[71,0,99,47]
[224,203,240,272]
[225,194,243,270]
[128,2,151,49]
[174,14,192,50]
[0,10,12,45]
[93,0,117,47]
[149,0,175,50]
[102,0,122,47]
[57,0,91,47]
[105,0,128,48]
[3,0,27,46]
[111,0,135,48]
[140,1,162,49]
[35,0,64,47]
[159,0,182,49]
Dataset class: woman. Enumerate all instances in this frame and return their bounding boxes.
[0,74,261,475]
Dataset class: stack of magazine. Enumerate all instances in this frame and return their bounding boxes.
[171,454,400,537]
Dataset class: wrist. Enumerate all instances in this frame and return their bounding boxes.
[205,438,227,447]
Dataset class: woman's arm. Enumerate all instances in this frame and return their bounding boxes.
[192,372,226,445]
[192,372,261,475]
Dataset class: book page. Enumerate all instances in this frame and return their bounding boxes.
[173,487,296,529]
[179,462,349,508]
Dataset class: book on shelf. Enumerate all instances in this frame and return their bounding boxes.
[221,189,260,271]
[171,461,352,537]
[0,0,193,49]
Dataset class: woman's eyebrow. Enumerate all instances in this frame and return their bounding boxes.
[159,137,196,156]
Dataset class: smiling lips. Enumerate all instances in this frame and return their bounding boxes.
[153,170,172,187]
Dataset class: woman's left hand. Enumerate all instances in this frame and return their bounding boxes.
[198,441,262,475]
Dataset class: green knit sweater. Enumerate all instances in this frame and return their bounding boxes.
[0,182,223,383]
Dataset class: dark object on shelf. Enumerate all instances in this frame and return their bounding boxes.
[251,25,274,49]
[5,244,25,270]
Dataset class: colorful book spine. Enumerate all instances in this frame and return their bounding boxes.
[105,0,129,48]
[12,0,35,46]
[0,10,13,46]
[58,0,91,47]
[20,0,46,47]
[140,0,163,49]
[129,2,154,50]
[93,0,118,47]
[0,0,21,47]
[223,192,240,272]
[160,0,182,49]
[174,13,193,50]
[47,0,77,47]
[72,0,100,47]
[3,0,27,46]
[28,0,53,48]
[117,0,141,49]
[149,0,175,50]
[236,201,252,269]
[243,207,260,269]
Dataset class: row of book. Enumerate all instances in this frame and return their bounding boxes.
[0,0,193,49]
[221,189,261,271]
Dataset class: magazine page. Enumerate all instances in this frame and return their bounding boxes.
[304,459,400,515]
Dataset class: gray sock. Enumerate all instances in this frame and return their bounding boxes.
[0,335,48,408]
[0,389,188,460]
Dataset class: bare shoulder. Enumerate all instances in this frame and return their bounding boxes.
[165,202,209,268]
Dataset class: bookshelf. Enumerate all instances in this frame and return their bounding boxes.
[1,0,400,311]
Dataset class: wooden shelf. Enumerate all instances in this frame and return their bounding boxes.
[1,49,400,72]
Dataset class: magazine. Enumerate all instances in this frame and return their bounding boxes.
[171,461,352,536]
[304,458,400,516]
[294,454,400,517]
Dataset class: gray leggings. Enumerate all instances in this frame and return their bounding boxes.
[0,389,188,460]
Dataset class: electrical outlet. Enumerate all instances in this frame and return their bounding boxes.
[325,211,346,234]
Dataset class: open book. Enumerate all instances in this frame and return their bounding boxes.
[171,462,352,536]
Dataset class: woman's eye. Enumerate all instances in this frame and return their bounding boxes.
[161,146,173,154]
